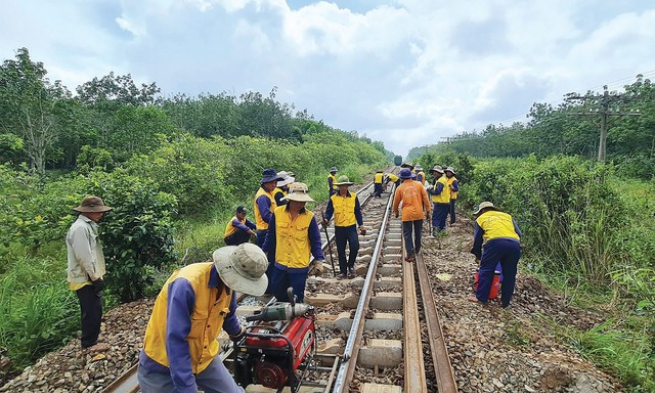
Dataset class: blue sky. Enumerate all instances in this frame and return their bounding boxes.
[2,0,654,156]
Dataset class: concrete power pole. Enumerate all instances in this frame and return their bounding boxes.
[567,86,640,163]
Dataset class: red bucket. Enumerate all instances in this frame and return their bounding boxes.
[474,271,501,300]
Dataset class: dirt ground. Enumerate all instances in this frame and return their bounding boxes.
[421,214,623,393]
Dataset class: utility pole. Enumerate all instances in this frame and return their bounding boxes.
[566,86,640,163]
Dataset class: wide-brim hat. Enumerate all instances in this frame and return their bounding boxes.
[334,175,354,186]
[414,165,423,171]
[431,165,444,173]
[282,182,315,202]
[329,166,339,173]
[213,244,268,296]
[277,175,295,187]
[399,168,413,179]
[73,196,113,213]
[445,167,456,174]
[261,168,283,184]
[474,201,500,215]
[401,163,414,170]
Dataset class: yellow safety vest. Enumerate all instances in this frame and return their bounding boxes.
[331,192,357,227]
[431,175,450,204]
[374,173,384,184]
[447,176,458,200]
[273,188,287,202]
[273,206,315,268]
[388,174,399,183]
[254,188,276,230]
[143,263,232,374]
[328,174,338,192]
[224,215,245,238]
[476,210,520,243]
[416,171,425,183]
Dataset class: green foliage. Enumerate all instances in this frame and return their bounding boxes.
[107,105,177,161]
[86,169,178,302]
[76,145,113,170]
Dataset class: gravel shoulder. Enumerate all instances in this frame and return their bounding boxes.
[421,215,624,393]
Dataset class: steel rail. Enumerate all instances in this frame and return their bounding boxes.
[416,251,459,393]
[331,182,395,393]
[403,251,428,392]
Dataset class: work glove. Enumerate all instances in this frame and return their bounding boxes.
[308,260,327,276]
[321,219,329,227]
[229,326,246,342]
[359,226,367,236]
[92,278,105,293]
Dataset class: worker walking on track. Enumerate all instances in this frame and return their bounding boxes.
[263,182,325,303]
[427,165,450,236]
[393,168,431,262]
[327,166,339,196]
[322,176,366,279]
[223,206,257,246]
[66,196,113,353]
[445,167,459,224]
[138,243,268,393]
[470,202,522,308]
[373,170,384,198]
[254,168,283,291]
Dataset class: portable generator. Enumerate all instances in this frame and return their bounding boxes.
[234,289,316,392]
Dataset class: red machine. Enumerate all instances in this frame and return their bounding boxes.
[234,289,316,392]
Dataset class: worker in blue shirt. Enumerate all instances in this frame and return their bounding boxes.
[223,206,256,246]
[470,202,522,308]
[138,244,269,393]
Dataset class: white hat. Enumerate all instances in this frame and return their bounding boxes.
[473,201,499,215]
[282,182,315,202]
[213,244,268,296]
[276,171,295,187]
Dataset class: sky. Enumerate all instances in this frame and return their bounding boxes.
[1,0,654,157]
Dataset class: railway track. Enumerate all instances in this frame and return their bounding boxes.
[101,170,458,393]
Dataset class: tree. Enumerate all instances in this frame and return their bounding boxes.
[75,72,160,110]
[0,48,69,175]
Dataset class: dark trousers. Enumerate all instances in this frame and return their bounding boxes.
[335,225,359,274]
[257,229,275,294]
[449,199,457,224]
[224,231,250,246]
[374,183,383,198]
[432,203,449,231]
[476,239,521,307]
[271,266,308,303]
[402,220,423,257]
[76,285,102,349]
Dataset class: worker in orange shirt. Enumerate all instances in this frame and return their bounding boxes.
[392,168,431,262]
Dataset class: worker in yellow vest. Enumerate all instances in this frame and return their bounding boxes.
[254,168,283,293]
[322,176,366,279]
[223,206,257,246]
[385,172,400,188]
[263,183,325,302]
[327,167,339,196]
[373,170,384,198]
[138,243,268,393]
[273,171,295,207]
[445,167,459,224]
[414,165,425,184]
[470,202,522,308]
[427,165,450,236]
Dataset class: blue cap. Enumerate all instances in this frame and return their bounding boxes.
[399,168,413,179]
[261,168,283,184]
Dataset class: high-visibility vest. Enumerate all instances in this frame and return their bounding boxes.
[476,210,520,244]
[328,174,338,192]
[431,175,450,204]
[143,263,232,374]
[254,188,276,230]
[374,173,384,184]
[273,206,315,268]
[416,171,425,184]
[273,187,287,205]
[224,216,244,238]
[447,176,458,200]
[387,174,399,183]
[330,192,357,227]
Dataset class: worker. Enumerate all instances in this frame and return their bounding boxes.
[373,170,384,198]
[327,166,339,196]
[254,168,283,292]
[273,171,295,207]
[138,243,268,393]
[445,167,459,224]
[223,206,257,246]
[263,182,325,302]
[414,165,425,184]
[470,202,522,308]
[392,168,431,262]
[322,176,366,279]
[385,172,400,188]
[427,165,450,236]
